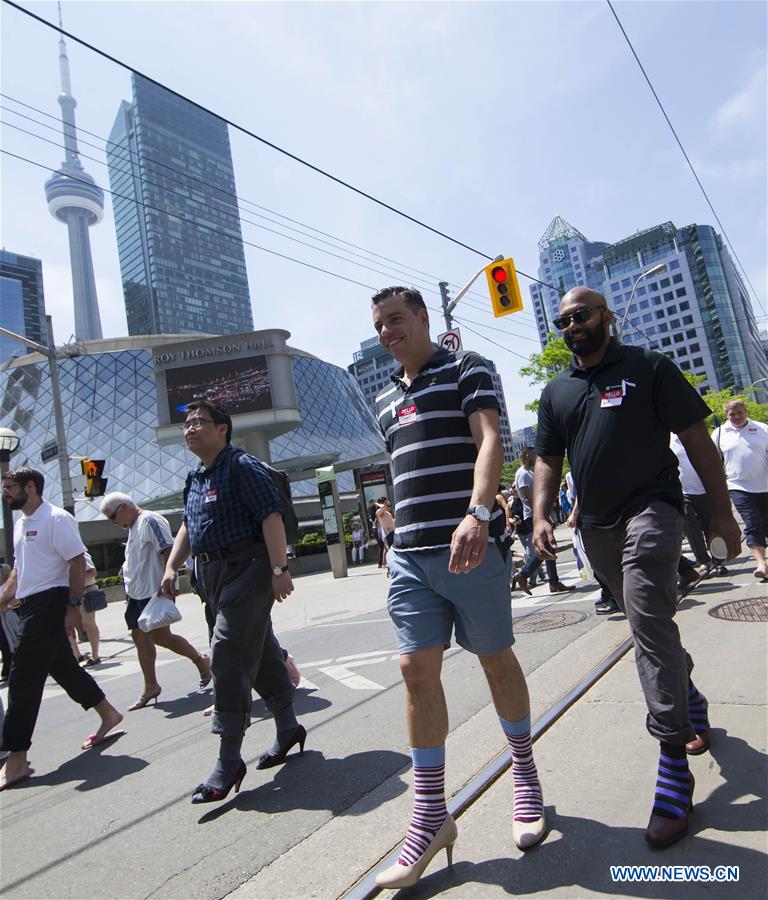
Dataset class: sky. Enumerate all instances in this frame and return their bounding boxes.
[1,0,766,430]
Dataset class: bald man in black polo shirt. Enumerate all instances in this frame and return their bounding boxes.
[532,287,741,848]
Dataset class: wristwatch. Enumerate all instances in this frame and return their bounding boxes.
[67,597,82,607]
[272,564,289,577]
[467,505,491,522]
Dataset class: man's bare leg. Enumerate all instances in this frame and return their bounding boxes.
[0,751,34,790]
[131,628,160,694]
[152,626,210,679]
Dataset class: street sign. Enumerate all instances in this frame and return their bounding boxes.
[41,441,58,462]
[437,329,462,353]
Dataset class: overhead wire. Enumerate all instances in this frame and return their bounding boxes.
[605,0,765,314]
[0,94,544,333]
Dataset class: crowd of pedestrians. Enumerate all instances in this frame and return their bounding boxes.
[0,281,764,890]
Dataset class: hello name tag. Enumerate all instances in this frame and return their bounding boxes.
[600,386,624,408]
[204,488,219,504]
[25,530,38,541]
[398,404,417,426]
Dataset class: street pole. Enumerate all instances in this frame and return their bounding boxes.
[439,282,453,330]
[45,317,75,514]
[0,454,14,565]
[0,318,75,514]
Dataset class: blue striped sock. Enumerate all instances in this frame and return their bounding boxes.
[398,745,448,866]
[688,683,709,735]
[653,744,692,820]
[500,714,543,823]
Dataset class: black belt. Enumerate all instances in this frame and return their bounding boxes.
[197,539,262,564]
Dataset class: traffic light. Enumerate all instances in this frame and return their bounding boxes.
[484,258,523,318]
[81,459,108,498]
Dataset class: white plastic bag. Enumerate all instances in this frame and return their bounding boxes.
[572,528,594,582]
[138,594,182,632]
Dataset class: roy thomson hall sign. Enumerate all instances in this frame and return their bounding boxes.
[153,330,301,446]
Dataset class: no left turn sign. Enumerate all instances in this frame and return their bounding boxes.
[437,329,462,353]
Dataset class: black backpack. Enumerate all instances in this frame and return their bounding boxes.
[183,448,299,544]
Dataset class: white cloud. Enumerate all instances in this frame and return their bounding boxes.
[712,64,767,132]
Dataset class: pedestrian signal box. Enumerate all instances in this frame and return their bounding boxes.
[81,459,108,498]
[484,259,523,318]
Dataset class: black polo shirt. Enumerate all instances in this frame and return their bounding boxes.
[535,340,710,528]
[375,348,506,549]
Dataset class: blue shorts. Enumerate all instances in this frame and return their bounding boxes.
[125,596,151,631]
[386,545,514,656]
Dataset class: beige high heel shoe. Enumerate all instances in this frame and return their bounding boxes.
[512,810,546,850]
[375,815,458,889]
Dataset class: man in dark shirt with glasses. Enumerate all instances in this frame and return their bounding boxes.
[532,286,741,848]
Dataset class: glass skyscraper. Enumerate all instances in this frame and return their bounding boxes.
[529,216,768,399]
[106,74,253,336]
[0,251,47,361]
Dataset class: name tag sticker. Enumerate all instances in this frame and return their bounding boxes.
[398,404,417,426]
[25,530,38,541]
[204,488,219,504]
[600,387,624,408]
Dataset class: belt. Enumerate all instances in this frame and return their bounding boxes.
[197,540,262,565]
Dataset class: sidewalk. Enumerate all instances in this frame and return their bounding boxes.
[232,555,767,900]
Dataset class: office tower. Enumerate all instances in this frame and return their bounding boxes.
[349,337,515,461]
[43,12,104,340]
[530,216,768,399]
[0,251,47,360]
[106,74,253,336]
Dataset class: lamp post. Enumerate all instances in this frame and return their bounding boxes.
[0,316,75,514]
[0,427,20,565]
[618,263,668,340]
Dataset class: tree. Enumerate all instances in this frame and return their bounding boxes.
[501,460,521,485]
[518,334,572,413]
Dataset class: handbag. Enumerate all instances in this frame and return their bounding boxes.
[83,587,108,613]
[137,594,182,632]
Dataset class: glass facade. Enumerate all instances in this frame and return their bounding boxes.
[0,340,385,520]
[106,75,253,337]
[0,251,47,361]
[529,217,768,397]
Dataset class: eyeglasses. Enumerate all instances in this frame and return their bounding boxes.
[179,417,215,432]
[552,305,606,331]
[108,503,124,522]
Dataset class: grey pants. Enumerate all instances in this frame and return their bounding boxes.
[198,545,294,738]
[581,501,695,746]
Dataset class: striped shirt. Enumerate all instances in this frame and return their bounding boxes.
[375,348,505,550]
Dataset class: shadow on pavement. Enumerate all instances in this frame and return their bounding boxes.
[26,734,148,792]
[197,748,409,824]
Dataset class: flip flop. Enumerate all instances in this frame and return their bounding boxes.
[0,767,35,791]
[81,729,125,751]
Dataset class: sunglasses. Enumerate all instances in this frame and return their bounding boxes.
[552,305,606,331]
[108,503,125,522]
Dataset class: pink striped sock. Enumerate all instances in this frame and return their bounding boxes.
[501,717,543,823]
[398,749,448,866]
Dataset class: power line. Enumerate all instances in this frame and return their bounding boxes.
[2,0,561,298]
[0,94,544,330]
[605,0,765,314]
[452,317,534,363]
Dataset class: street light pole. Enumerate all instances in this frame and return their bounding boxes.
[0,316,75,514]
[0,427,20,565]
[618,263,668,340]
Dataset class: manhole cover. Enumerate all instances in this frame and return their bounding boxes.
[514,610,588,632]
[708,598,768,623]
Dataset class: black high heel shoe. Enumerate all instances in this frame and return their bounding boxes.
[255,725,307,770]
[191,760,246,803]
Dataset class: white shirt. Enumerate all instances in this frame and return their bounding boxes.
[515,467,534,520]
[670,434,705,495]
[13,500,86,600]
[712,419,768,493]
[123,510,173,600]
[565,471,576,505]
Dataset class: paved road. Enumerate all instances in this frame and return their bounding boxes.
[0,545,637,899]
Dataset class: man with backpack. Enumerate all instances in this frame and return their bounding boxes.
[160,400,305,804]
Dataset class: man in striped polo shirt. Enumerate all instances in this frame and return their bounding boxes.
[371,287,544,890]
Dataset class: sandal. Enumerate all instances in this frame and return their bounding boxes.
[83,657,102,667]
[128,687,161,710]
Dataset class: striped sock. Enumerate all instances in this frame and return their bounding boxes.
[398,746,448,866]
[500,714,543,823]
[653,742,692,820]
[688,682,709,735]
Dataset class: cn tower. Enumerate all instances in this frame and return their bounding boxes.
[43,3,104,340]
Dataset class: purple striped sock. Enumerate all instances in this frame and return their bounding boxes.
[398,746,448,867]
[500,715,543,823]
[653,747,692,819]
[688,683,709,735]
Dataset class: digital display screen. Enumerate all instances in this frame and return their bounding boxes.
[165,356,273,423]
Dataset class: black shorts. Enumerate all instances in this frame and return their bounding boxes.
[125,596,152,631]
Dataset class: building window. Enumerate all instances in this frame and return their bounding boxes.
[669,260,680,270]
[639,299,650,309]
[655,310,665,320]
[683,315,694,325]
[680,301,690,310]
[642,313,653,323]
[637,286,647,296]
[690,342,700,352]
[676,287,687,298]
[674,332,684,343]
[680,361,691,370]
[664,291,674,301]
[621,278,632,288]
[673,273,684,284]
[686,329,697,339]
[610,282,620,291]
[670,318,680,329]
[649,282,659,292]
[677,346,688,356]
[692,357,703,367]
[660,278,671,288]
[668,304,677,314]
[661,337,672,347]
[658,323,668,332]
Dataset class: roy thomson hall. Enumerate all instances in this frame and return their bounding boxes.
[0,330,395,573]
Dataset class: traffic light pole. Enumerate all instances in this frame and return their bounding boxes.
[439,281,453,330]
[439,256,504,326]
[0,317,75,514]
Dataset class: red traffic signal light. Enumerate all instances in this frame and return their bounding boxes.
[484,259,523,318]
[81,459,108,498]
